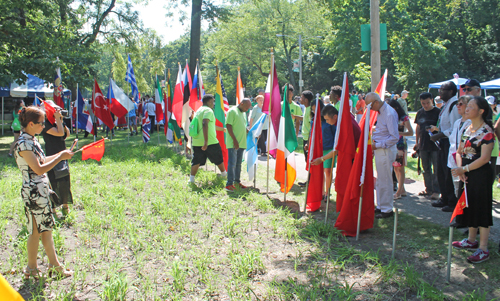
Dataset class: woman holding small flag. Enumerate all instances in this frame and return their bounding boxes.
[14,106,74,279]
[451,96,494,264]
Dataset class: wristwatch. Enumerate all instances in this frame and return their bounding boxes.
[321,157,324,162]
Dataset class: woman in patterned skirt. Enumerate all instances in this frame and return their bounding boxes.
[14,106,74,279]
[451,96,494,264]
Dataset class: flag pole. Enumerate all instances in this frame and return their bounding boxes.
[76,84,79,149]
[355,184,364,241]
[324,151,337,224]
[391,207,399,259]
[284,158,287,203]
[266,49,274,196]
[254,164,256,188]
[92,79,96,143]
[447,225,454,283]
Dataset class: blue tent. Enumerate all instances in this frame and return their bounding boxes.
[428,77,468,89]
[480,78,500,90]
[6,74,71,98]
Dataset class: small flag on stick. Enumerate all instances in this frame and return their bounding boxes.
[81,139,105,161]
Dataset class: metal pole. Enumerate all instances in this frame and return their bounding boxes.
[356,185,365,241]
[254,164,256,188]
[391,207,398,259]
[370,0,381,91]
[446,226,454,283]
[299,35,303,94]
[2,97,4,136]
[284,159,287,203]
[324,151,337,224]
[303,174,310,213]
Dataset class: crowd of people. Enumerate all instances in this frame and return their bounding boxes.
[7,78,499,282]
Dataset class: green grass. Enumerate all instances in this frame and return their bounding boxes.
[0,129,499,300]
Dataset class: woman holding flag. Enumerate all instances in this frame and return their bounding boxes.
[451,96,494,264]
[14,106,74,279]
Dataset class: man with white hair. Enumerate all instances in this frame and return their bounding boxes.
[398,90,409,115]
[365,92,399,218]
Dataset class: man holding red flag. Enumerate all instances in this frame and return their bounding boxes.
[305,98,324,212]
[365,92,399,219]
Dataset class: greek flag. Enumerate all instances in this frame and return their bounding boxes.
[126,55,139,103]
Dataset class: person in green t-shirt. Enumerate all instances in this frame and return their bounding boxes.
[281,84,303,137]
[189,94,227,184]
[225,98,252,191]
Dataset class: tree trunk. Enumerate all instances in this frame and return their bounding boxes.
[190,0,202,75]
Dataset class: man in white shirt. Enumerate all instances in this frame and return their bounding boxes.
[430,81,460,212]
[146,97,156,133]
[365,92,399,218]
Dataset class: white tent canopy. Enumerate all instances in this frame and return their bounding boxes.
[480,78,500,90]
[6,74,70,98]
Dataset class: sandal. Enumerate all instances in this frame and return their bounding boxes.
[24,266,41,280]
[62,207,70,216]
[393,193,401,200]
[48,264,73,279]
[418,191,430,196]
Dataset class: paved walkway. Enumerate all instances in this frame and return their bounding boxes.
[256,116,500,243]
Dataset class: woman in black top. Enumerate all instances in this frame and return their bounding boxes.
[41,100,73,217]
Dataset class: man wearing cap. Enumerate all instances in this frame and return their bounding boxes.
[398,90,409,115]
[429,81,461,212]
[461,79,481,97]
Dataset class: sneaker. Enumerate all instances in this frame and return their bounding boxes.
[224,185,235,192]
[452,238,478,250]
[496,183,500,189]
[297,182,307,188]
[375,211,394,219]
[236,183,249,189]
[467,249,490,264]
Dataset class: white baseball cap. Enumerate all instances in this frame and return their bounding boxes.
[486,95,496,105]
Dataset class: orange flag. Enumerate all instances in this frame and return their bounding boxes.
[0,274,23,301]
[450,186,468,223]
[236,67,244,105]
[81,139,105,161]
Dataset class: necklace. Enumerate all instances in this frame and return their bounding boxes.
[470,122,484,133]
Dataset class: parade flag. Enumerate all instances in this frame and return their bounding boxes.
[142,110,151,143]
[126,55,140,103]
[53,64,64,108]
[198,65,205,99]
[220,72,229,112]
[42,99,56,125]
[374,69,388,97]
[450,187,468,223]
[154,75,164,123]
[246,114,267,181]
[93,79,114,129]
[335,106,375,236]
[172,63,184,128]
[263,59,281,158]
[33,95,41,107]
[189,62,203,111]
[81,139,105,161]
[305,98,324,212]
[165,70,182,143]
[77,88,94,135]
[215,65,228,169]
[275,84,297,193]
[181,62,193,138]
[236,67,244,105]
[334,73,355,212]
[108,78,135,118]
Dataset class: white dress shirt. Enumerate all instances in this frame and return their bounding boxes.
[438,96,461,138]
[372,102,399,149]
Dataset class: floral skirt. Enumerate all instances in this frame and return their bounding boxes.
[22,180,55,234]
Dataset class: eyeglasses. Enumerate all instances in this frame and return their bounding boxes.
[462,87,478,92]
[457,102,465,107]
[33,121,45,126]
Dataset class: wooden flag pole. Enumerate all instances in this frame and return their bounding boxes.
[324,151,337,224]
[355,184,365,241]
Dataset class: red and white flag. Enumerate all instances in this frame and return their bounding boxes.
[93,79,114,129]
[236,67,244,105]
[172,64,184,128]
[108,78,135,118]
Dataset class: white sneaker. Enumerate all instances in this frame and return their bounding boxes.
[496,183,500,188]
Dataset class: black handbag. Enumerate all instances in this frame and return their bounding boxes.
[53,160,70,179]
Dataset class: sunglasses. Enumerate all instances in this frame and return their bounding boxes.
[462,87,478,92]
[33,121,45,126]
[457,102,466,107]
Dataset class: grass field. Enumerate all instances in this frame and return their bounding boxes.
[1,129,500,300]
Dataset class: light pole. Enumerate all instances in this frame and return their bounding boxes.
[276,34,322,94]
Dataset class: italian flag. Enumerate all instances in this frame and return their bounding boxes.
[274,84,298,193]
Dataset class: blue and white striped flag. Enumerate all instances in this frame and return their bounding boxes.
[126,55,139,103]
[246,114,268,181]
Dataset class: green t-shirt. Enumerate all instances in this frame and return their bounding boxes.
[192,106,219,147]
[281,101,302,117]
[492,113,500,156]
[226,106,247,149]
[302,106,311,141]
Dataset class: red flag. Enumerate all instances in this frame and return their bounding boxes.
[334,73,355,212]
[172,64,184,128]
[93,79,114,129]
[236,67,244,105]
[42,100,56,125]
[335,108,375,236]
[189,62,202,111]
[374,69,388,98]
[450,188,468,223]
[305,99,324,212]
[81,139,105,161]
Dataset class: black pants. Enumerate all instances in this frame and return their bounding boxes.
[303,139,309,161]
[437,138,457,206]
[149,116,156,133]
[258,129,267,154]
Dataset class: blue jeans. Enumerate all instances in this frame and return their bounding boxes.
[227,148,244,186]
